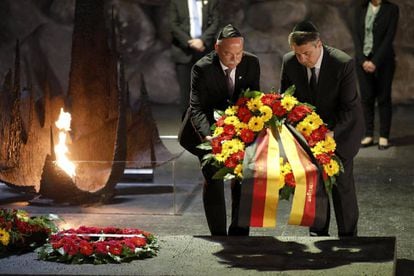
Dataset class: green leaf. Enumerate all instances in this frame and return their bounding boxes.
[196,142,211,150]
[279,186,294,200]
[214,109,224,120]
[283,85,296,96]
[243,90,263,98]
[212,167,233,180]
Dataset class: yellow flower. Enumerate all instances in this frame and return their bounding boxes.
[248,116,265,132]
[259,105,273,122]
[0,228,10,246]
[234,122,248,135]
[303,112,323,130]
[324,159,340,176]
[281,162,292,176]
[281,95,298,111]
[213,127,224,137]
[234,164,243,178]
[296,121,313,136]
[311,140,328,155]
[225,106,238,116]
[215,153,226,163]
[324,135,336,152]
[246,97,263,111]
[311,136,337,155]
[222,139,245,157]
[224,115,240,126]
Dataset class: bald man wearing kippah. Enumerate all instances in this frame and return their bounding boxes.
[179,24,261,236]
[280,21,364,237]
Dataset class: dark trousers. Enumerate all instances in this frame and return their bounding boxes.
[176,63,192,113]
[356,59,395,139]
[199,154,249,236]
[310,158,359,236]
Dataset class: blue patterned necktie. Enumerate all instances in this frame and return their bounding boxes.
[192,0,202,38]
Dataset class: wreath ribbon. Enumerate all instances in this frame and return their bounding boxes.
[239,125,326,228]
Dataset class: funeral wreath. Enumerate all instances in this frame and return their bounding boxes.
[36,226,159,264]
[198,85,343,199]
[0,208,59,256]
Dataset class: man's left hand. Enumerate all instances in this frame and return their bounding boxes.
[188,39,206,52]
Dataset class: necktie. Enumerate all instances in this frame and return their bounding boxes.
[309,67,317,100]
[225,68,234,96]
[191,0,202,38]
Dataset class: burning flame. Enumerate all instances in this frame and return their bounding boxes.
[54,108,76,177]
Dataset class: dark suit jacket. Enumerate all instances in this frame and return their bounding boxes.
[169,0,220,64]
[280,46,364,161]
[179,51,260,155]
[353,0,399,68]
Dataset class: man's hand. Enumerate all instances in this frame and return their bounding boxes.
[362,61,376,73]
[204,135,212,142]
[188,38,206,52]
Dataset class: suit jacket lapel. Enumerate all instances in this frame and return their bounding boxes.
[317,46,334,107]
[212,54,229,98]
[202,0,208,29]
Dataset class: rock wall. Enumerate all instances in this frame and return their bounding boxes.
[0,0,412,104]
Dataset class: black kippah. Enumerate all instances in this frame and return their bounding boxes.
[217,24,242,40]
[292,21,319,33]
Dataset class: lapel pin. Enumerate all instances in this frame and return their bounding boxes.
[238,76,243,80]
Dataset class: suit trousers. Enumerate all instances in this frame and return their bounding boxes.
[176,63,192,113]
[199,153,249,236]
[356,59,395,139]
[310,158,359,236]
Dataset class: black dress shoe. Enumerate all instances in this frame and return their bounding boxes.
[310,231,330,237]
[361,140,374,148]
[378,143,391,150]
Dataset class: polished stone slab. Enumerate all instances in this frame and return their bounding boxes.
[0,236,396,275]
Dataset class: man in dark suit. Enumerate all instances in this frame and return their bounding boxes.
[169,0,220,112]
[280,21,364,237]
[353,0,399,150]
[178,24,260,235]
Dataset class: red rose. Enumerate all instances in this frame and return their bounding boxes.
[223,124,236,136]
[240,128,255,144]
[316,153,331,164]
[94,242,109,255]
[287,105,313,123]
[236,97,249,106]
[224,157,238,168]
[272,101,287,117]
[216,116,226,127]
[130,237,147,247]
[261,94,280,105]
[237,106,252,123]
[310,125,329,142]
[211,138,222,154]
[285,172,296,187]
[79,240,94,256]
[109,243,123,255]
[232,150,245,162]
[63,240,79,256]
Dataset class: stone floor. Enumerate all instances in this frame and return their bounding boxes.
[0,103,413,275]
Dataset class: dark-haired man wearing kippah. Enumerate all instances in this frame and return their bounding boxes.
[178,24,261,236]
[280,21,364,237]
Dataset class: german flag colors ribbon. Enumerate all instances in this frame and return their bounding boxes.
[238,125,327,228]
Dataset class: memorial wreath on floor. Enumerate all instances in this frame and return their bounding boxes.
[36,226,159,264]
[0,208,59,256]
[198,85,343,229]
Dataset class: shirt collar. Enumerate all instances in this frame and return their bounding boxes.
[314,46,324,70]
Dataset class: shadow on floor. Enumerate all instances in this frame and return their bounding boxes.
[197,236,395,271]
